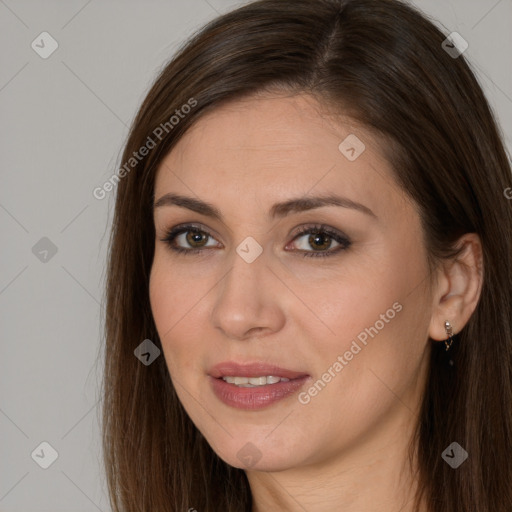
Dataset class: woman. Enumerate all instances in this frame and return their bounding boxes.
[101,0,512,510]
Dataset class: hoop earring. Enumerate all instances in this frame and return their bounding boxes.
[444,321,455,351]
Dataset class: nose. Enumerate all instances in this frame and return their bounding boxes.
[210,250,286,341]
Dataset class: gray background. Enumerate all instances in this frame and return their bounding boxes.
[1,0,511,510]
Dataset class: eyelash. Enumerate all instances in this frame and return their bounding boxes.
[291,225,352,257]
[159,223,352,258]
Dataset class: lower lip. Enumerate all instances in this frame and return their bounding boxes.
[209,376,310,410]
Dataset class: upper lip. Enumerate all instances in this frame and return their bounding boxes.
[209,361,309,380]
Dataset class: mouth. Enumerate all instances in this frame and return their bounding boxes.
[208,361,310,409]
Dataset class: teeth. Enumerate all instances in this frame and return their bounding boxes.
[222,375,291,386]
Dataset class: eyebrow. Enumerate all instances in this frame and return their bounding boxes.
[153,193,377,220]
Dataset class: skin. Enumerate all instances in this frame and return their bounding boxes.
[149,92,483,512]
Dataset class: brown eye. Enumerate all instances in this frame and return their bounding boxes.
[160,223,351,258]
[307,232,333,251]
[185,230,209,248]
[288,224,351,258]
[160,224,220,254]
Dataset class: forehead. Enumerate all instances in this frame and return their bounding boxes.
[154,92,405,219]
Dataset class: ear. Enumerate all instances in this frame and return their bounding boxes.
[428,233,484,341]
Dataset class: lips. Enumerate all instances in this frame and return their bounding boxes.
[209,361,309,380]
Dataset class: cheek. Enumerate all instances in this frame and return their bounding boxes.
[149,249,203,330]
[301,239,431,396]
[290,257,402,354]
[149,262,176,338]
[291,290,428,458]
[149,258,201,373]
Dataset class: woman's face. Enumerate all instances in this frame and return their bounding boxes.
[149,92,434,471]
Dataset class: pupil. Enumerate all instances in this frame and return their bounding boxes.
[309,232,331,250]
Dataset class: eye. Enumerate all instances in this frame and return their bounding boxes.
[159,224,221,255]
[159,222,351,258]
[287,224,351,258]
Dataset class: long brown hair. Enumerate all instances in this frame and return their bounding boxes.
[101,0,512,510]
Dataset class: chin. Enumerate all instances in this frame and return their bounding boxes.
[206,432,308,472]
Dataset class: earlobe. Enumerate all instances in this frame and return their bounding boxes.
[428,233,484,342]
